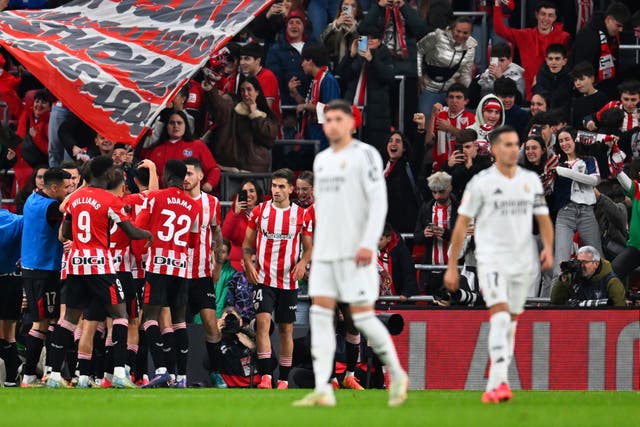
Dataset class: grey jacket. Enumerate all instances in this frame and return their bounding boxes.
[417,27,477,93]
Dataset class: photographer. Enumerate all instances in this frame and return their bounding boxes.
[550,246,626,307]
[215,306,261,388]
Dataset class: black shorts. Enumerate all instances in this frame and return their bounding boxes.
[118,272,138,319]
[253,284,297,324]
[0,274,23,320]
[187,277,217,314]
[65,274,125,311]
[143,272,188,308]
[22,269,61,321]
[133,278,146,311]
[83,298,107,322]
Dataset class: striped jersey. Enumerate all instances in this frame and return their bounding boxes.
[123,192,148,279]
[595,101,639,131]
[186,193,221,279]
[136,187,200,277]
[432,108,475,171]
[247,201,311,290]
[109,221,131,273]
[64,187,128,276]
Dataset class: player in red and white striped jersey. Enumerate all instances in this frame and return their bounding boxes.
[243,168,313,389]
[47,156,152,389]
[135,160,200,388]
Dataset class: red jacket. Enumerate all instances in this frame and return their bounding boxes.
[493,6,570,100]
[16,109,49,156]
[221,207,250,272]
[148,138,221,189]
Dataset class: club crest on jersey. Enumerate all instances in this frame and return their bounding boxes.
[183,149,193,157]
[72,256,105,265]
[153,256,186,268]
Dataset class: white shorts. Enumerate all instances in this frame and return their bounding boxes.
[308,259,379,306]
[477,266,531,314]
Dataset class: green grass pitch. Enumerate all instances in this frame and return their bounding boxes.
[0,389,637,427]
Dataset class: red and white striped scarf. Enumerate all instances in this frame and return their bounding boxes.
[597,30,616,82]
[299,66,328,136]
[577,0,593,32]
[431,203,450,265]
[384,7,408,60]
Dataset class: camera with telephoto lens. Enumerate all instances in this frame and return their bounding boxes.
[560,259,582,275]
[221,314,241,336]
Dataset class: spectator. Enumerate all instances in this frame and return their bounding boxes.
[587,80,640,133]
[413,171,458,295]
[215,306,260,387]
[476,42,525,101]
[571,2,631,99]
[320,0,363,69]
[551,126,603,278]
[58,109,94,164]
[533,44,573,111]
[417,16,476,120]
[529,92,551,117]
[14,165,47,214]
[0,54,22,121]
[384,131,421,234]
[611,161,640,285]
[239,43,282,122]
[377,223,418,299]
[15,89,50,168]
[212,240,237,319]
[527,111,559,156]
[147,110,220,192]
[208,44,242,95]
[294,171,314,208]
[493,0,570,100]
[467,94,505,154]
[336,24,395,154]
[222,179,264,272]
[569,62,610,130]
[594,184,628,261]
[251,0,302,51]
[550,246,626,307]
[87,134,114,159]
[442,128,492,200]
[425,83,476,172]
[361,0,427,77]
[520,135,556,197]
[144,85,197,150]
[494,77,529,141]
[226,255,257,326]
[203,77,279,173]
[289,45,340,150]
[266,9,312,107]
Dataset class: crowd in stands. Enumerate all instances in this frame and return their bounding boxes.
[0,0,639,388]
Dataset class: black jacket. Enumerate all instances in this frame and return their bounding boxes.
[382,233,419,298]
[442,156,492,200]
[384,157,421,234]
[413,195,460,264]
[533,63,573,111]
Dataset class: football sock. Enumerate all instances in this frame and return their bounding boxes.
[162,328,176,375]
[24,330,45,376]
[205,338,222,373]
[111,318,129,371]
[136,330,148,381]
[487,311,511,391]
[507,320,518,363]
[310,305,335,394]
[1,338,20,381]
[173,323,188,376]
[92,328,106,379]
[345,333,361,373]
[257,351,271,376]
[143,320,165,371]
[279,355,292,382]
[352,311,403,379]
[127,344,138,376]
[50,320,76,374]
[77,352,92,377]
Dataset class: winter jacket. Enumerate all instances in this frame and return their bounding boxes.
[551,259,626,307]
[595,192,628,258]
[378,232,418,298]
[320,19,359,69]
[467,94,506,146]
[493,5,570,99]
[265,35,311,106]
[533,63,573,111]
[417,27,477,93]
[204,89,279,173]
[414,195,460,264]
[148,138,221,189]
[384,158,421,234]
[477,62,525,100]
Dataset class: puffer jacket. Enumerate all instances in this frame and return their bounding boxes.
[417,27,477,93]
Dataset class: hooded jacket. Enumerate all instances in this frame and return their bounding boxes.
[551,259,626,307]
[493,5,570,100]
[417,27,477,93]
[468,94,505,146]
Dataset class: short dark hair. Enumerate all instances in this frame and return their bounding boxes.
[301,44,329,67]
[89,156,114,180]
[599,107,625,130]
[324,99,353,116]
[136,166,150,188]
[569,61,595,79]
[44,167,71,186]
[106,167,125,191]
[34,89,51,103]
[631,10,640,28]
[491,42,511,59]
[239,179,264,203]
[617,80,640,95]
[548,108,568,125]
[183,157,203,171]
[535,1,557,13]
[298,170,314,186]
[447,83,468,99]
[59,161,79,172]
[452,16,472,27]
[488,125,518,145]
[240,42,264,61]
[164,159,188,182]
[272,168,296,186]
[545,43,567,58]
[493,77,518,98]
[530,91,552,109]
[457,128,478,144]
[529,111,557,127]
[605,2,630,24]
[382,222,394,237]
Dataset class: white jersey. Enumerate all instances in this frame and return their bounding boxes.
[458,165,548,273]
[312,139,387,261]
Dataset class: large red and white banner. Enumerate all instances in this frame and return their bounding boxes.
[391,309,639,390]
[0,0,273,145]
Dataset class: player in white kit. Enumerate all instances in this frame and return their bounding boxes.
[293,99,409,408]
[445,126,554,403]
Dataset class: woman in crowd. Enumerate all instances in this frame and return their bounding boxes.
[320,0,363,69]
[203,76,279,173]
[529,92,551,117]
[147,110,220,192]
[551,126,603,278]
[222,179,264,272]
